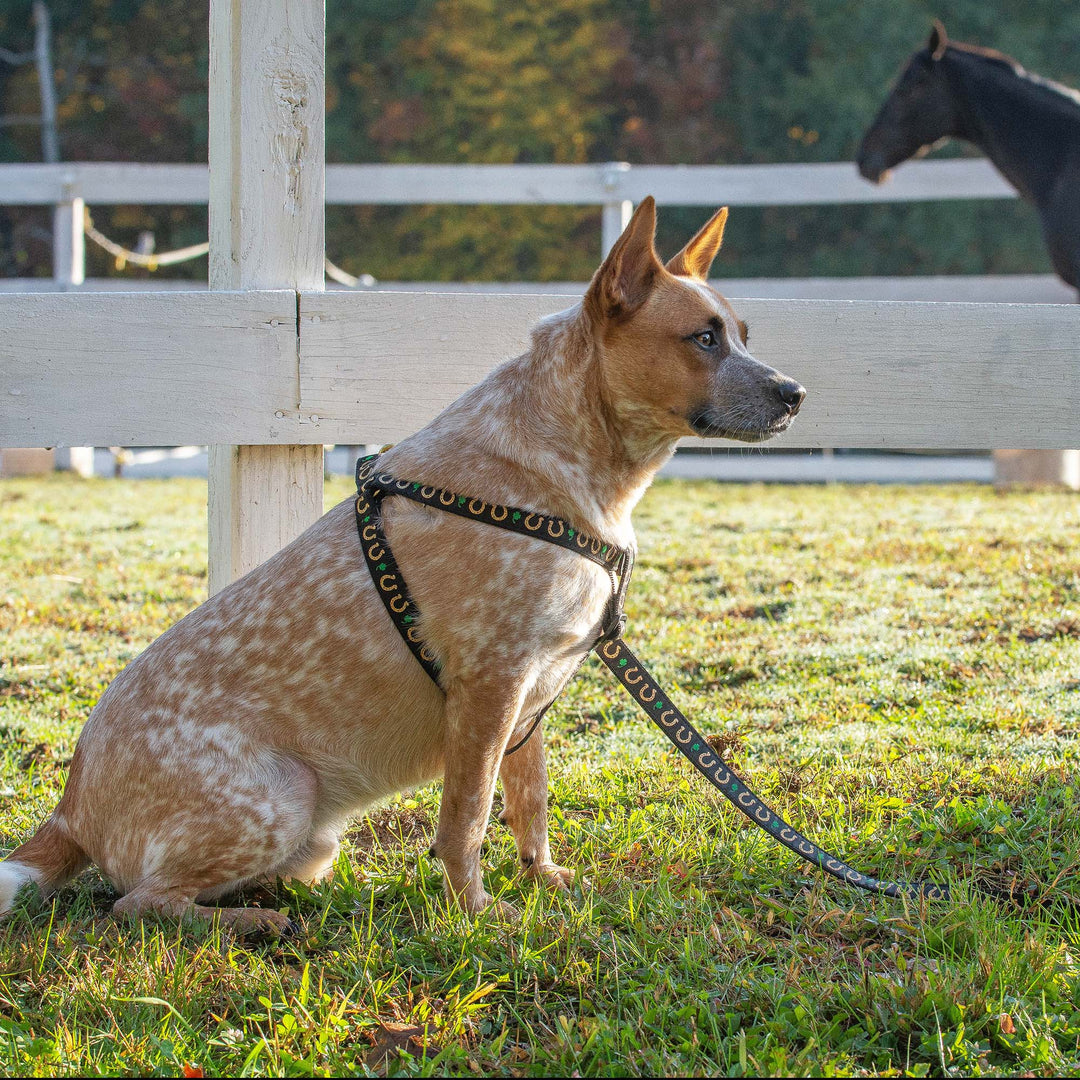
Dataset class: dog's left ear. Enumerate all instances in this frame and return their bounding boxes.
[584,196,663,323]
[666,206,729,280]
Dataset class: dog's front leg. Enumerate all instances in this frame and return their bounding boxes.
[434,677,527,914]
[499,731,573,893]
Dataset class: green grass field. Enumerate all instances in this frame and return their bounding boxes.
[1,473,1078,1076]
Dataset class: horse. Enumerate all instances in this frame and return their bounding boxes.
[856,21,1080,297]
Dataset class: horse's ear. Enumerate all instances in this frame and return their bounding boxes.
[929,20,948,61]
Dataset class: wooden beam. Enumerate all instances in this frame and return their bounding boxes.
[207,0,325,596]
[3,292,1078,450]
[295,291,1080,450]
[0,274,1072,304]
[0,163,209,205]
[0,290,297,445]
[322,159,1018,206]
[0,158,1017,207]
[611,159,1015,206]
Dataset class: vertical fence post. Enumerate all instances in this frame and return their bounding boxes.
[206,0,326,596]
[600,162,632,257]
[35,0,90,474]
[51,182,94,476]
[52,177,84,288]
[993,449,1080,489]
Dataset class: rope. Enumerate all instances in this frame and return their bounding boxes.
[83,208,208,271]
[82,209,375,284]
[0,47,35,65]
[324,257,376,287]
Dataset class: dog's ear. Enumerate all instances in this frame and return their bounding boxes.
[929,20,947,61]
[584,196,662,323]
[666,206,728,280]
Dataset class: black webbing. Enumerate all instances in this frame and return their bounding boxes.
[353,454,1027,903]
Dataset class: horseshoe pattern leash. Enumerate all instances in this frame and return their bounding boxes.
[353,453,1008,903]
[594,636,949,900]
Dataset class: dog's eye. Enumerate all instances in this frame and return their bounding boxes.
[692,330,717,348]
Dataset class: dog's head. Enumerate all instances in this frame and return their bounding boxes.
[583,197,804,450]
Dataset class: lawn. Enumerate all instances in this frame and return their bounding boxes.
[1,473,1078,1076]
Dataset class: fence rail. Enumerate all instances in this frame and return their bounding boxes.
[0,157,1031,295]
[3,289,1078,451]
[0,158,1015,207]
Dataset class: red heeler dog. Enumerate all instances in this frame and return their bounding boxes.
[0,198,804,931]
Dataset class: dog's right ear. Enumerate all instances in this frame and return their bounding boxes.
[584,196,662,324]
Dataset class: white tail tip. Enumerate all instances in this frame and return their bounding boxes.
[0,861,40,915]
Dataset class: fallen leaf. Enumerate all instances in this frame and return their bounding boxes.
[364,1022,435,1072]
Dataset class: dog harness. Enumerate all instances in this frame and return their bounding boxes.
[355,453,1024,905]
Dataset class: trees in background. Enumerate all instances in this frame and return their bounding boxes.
[1,0,1077,281]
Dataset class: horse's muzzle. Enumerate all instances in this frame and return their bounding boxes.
[855,152,889,184]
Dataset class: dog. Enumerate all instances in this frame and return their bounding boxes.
[0,198,804,931]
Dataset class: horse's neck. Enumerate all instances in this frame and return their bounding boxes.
[947,52,1075,204]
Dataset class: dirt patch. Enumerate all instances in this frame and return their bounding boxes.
[726,600,793,622]
[705,729,744,764]
[967,616,1080,645]
[679,658,760,689]
[1017,617,1080,642]
[347,804,434,858]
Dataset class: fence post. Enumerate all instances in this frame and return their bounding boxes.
[36,0,90,475]
[206,0,325,595]
[600,162,632,257]
[993,449,1080,489]
[48,176,94,475]
[52,176,84,288]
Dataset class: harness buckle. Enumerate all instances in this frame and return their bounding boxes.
[598,611,627,644]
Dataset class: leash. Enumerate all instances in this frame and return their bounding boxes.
[354,455,1025,904]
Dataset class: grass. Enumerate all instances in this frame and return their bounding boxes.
[1,472,1079,1076]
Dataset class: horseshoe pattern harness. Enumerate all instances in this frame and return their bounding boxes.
[355,453,969,903]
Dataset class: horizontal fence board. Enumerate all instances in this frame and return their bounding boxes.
[325,163,620,205]
[298,291,561,438]
[616,160,1015,205]
[0,159,1015,207]
[298,292,1080,450]
[1,163,210,205]
[0,274,1072,304]
[3,291,1077,448]
[0,290,298,445]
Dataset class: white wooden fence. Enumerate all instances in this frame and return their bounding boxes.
[0,156,1029,287]
[6,287,1077,450]
[1,0,1078,593]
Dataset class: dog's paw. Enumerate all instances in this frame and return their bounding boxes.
[524,862,574,892]
[224,906,299,938]
[458,889,519,920]
[488,898,521,920]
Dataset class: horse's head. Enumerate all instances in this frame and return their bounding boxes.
[856,22,960,184]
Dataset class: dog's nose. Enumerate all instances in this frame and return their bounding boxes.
[777,380,806,416]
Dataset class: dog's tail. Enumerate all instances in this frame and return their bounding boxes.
[0,817,89,915]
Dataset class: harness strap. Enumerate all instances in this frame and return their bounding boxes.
[354,454,628,753]
[360,458,626,573]
[353,455,1025,903]
[355,477,443,685]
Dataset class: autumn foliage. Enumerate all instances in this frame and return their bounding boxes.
[0,0,1077,282]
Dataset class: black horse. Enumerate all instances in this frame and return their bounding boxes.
[856,22,1080,296]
